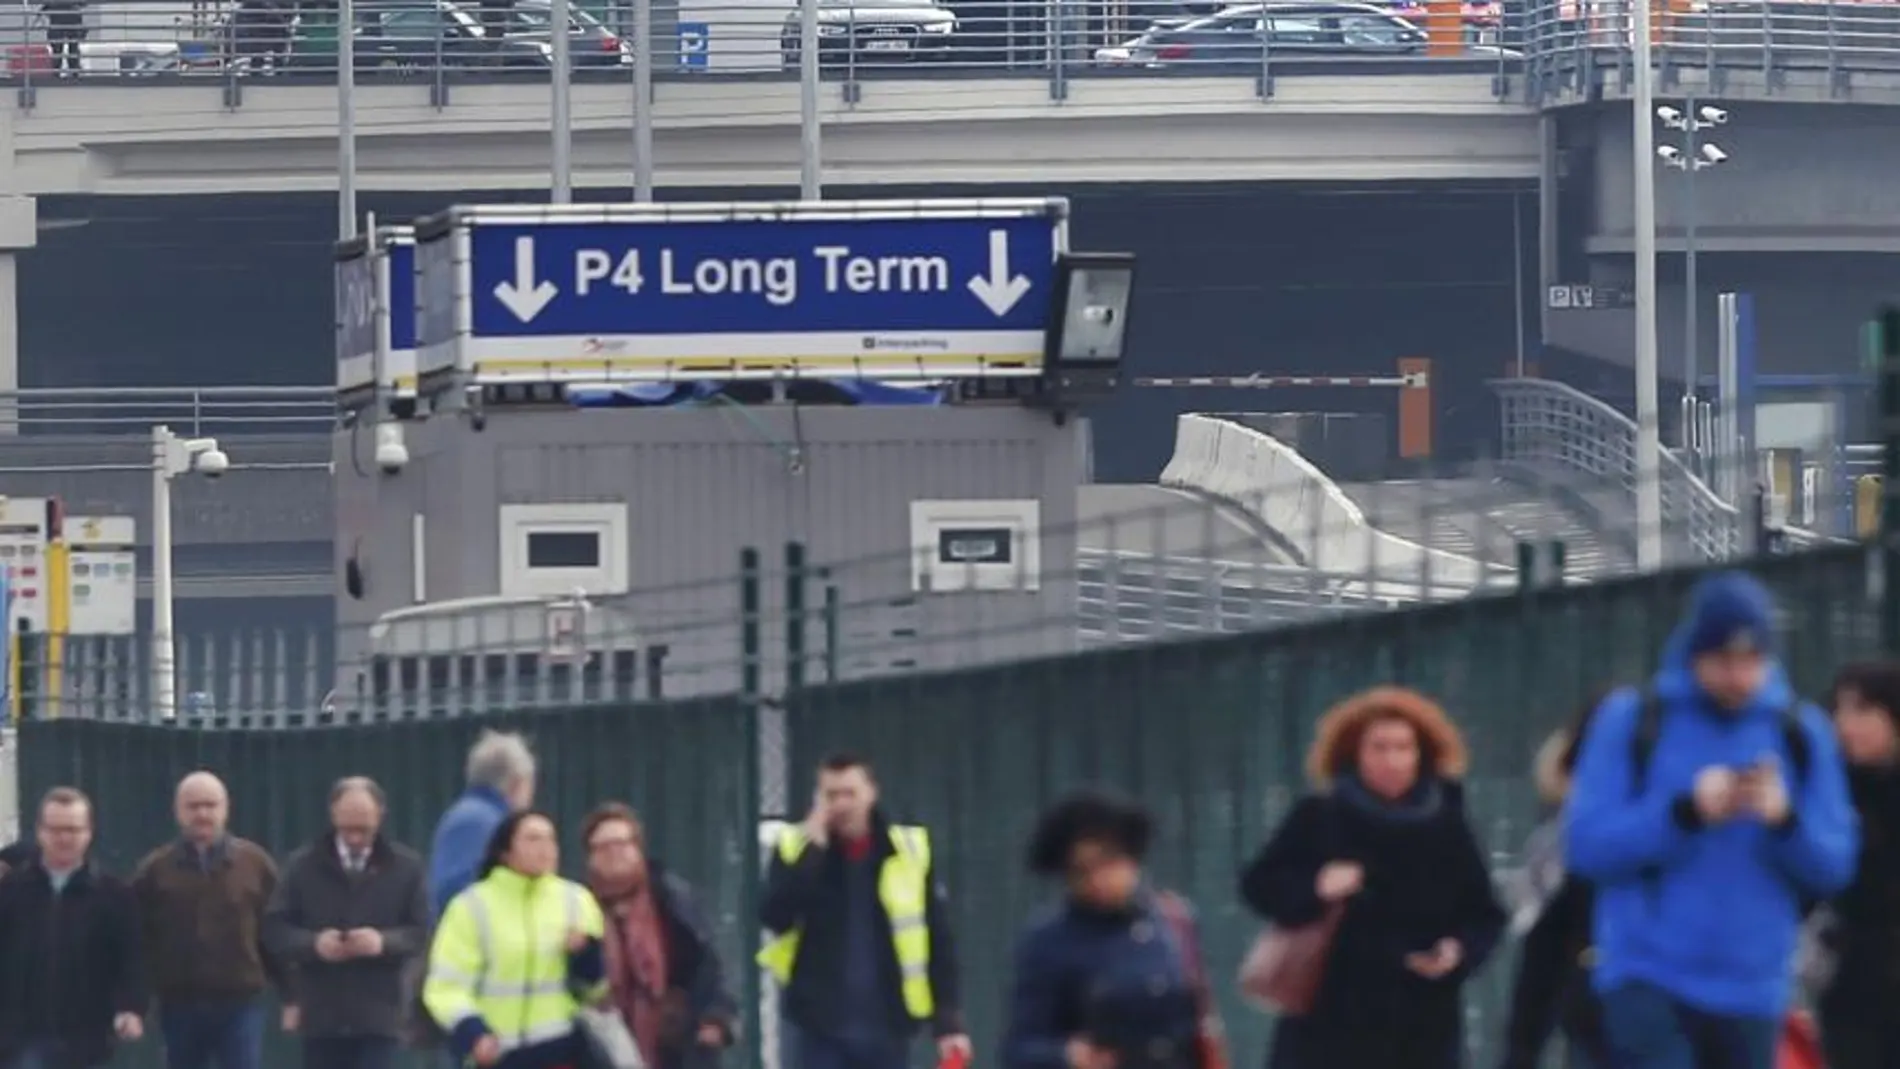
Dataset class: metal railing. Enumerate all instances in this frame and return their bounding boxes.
[0,386,335,437]
[0,0,1524,93]
[1523,0,1900,99]
[1490,376,1842,560]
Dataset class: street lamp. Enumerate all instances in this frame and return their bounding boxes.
[150,425,229,722]
[1657,101,1730,460]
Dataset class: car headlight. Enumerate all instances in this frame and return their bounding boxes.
[919,21,952,32]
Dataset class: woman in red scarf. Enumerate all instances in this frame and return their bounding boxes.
[581,804,739,1069]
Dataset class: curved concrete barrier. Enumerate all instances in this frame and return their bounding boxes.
[1159,413,1509,594]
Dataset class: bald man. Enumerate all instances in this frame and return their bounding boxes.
[131,772,284,1069]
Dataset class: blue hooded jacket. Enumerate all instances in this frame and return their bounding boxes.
[1565,573,1859,1018]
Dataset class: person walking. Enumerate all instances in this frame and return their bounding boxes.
[423,811,607,1069]
[1239,686,1505,1069]
[581,803,737,1069]
[758,753,970,1069]
[1002,790,1223,1069]
[266,777,430,1069]
[1499,694,1612,1069]
[131,771,283,1069]
[1566,571,1859,1069]
[429,730,535,919]
[1813,660,1900,1069]
[0,787,146,1069]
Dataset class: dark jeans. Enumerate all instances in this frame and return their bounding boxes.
[159,1002,265,1069]
[1600,982,1779,1069]
[795,1029,908,1069]
[303,1037,398,1069]
[1820,1012,1900,1069]
[7,1041,64,1069]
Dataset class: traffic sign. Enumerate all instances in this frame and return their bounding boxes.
[413,200,1068,388]
[676,22,709,70]
[336,226,417,410]
[0,498,50,634]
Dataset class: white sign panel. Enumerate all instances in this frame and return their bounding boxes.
[66,515,136,637]
[0,497,50,634]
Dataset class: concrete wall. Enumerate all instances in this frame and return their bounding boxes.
[333,404,1084,698]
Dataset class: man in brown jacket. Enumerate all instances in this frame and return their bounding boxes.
[131,771,283,1069]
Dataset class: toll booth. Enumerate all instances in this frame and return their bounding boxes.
[333,198,1137,705]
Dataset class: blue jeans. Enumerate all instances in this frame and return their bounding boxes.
[159,1002,265,1069]
[303,1037,398,1069]
[795,1029,909,1069]
[1599,982,1779,1069]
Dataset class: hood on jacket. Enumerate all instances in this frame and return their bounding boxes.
[1305,686,1468,789]
[1653,571,1794,717]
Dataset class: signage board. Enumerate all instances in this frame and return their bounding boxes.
[413,199,1067,390]
[336,226,418,410]
[65,514,136,637]
[0,498,49,634]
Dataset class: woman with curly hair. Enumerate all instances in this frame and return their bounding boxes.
[1238,687,1504,1069]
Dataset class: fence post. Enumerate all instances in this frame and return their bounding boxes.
[784,542,807,692]
[821,572,840,684]
[741,548,762,698]
[1881,308,1900,652]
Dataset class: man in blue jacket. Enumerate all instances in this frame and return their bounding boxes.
[1566,571,1859,1069]
[427,730,535,918]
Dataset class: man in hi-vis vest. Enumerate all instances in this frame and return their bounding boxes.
[759,753,969,1069]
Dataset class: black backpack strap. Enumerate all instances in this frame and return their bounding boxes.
[1628,686,1666,798]
[1779,701,1812,787]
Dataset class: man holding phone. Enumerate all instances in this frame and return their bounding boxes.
[1567,571,1859,1069]
[758,753,970,1069]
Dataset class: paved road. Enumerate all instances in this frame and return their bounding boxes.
[1075,485,1291,564]
[1336,476,1629,577]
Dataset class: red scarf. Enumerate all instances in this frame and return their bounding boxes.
[595,881,670,1069]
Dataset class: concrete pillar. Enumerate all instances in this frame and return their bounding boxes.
[1537,113,1559,344]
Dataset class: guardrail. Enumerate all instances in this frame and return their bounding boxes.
[1158,412,1515,595]
[1523,0,1900,99]
[1490,377,1837,560]
[0,0,1524,95]
[0,386,335,437]
[1076,546,1434,643]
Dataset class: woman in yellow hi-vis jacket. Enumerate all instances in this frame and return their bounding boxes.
[425,810,609,1069]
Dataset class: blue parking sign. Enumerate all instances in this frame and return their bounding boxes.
[677,22,708,70]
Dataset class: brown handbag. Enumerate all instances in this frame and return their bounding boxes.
[1237,904,1344,1016]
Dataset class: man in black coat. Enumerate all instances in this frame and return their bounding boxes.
[0,786,148,1069]
[264,777,430,1069]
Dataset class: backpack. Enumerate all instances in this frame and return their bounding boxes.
[1627,685,1812,796]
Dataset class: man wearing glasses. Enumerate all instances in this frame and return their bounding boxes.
[0,786,148,1069]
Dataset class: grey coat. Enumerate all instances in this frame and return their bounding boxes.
[264,834,430,1040]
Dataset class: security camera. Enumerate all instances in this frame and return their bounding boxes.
[374,423,410,476]
[1699,143,1729,165]
[1655,105,1683,124]
[193,447,230,479]
[1656,144,1684,162]
[1698,105,1728,124]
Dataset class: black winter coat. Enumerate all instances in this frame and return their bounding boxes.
[1499,875,1604,1069]
[1239,780,1504,1069]
[0,862,148,1069]
[1821,765,1900,1022]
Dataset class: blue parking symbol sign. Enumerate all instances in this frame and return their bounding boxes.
[677,22,709,69]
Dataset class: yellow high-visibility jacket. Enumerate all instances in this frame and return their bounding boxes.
[756,824,936,1021]
[424,866,607,1064]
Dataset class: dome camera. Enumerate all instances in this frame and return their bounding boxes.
[374,422,410,476]
[193,447,230,479]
